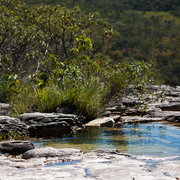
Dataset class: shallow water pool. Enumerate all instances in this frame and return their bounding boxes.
[32,121,180,157]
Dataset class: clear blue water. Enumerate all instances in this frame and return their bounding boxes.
[32,122,180,157]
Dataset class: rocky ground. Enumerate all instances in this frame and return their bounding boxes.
[0,148,180,180]
[1,84,180,179]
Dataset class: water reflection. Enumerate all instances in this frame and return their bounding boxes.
[32,122,180,157]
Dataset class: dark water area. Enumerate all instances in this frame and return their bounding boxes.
[32,122,180,157]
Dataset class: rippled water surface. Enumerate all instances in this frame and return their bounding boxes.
[32,122,180,157]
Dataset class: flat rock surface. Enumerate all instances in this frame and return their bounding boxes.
[19,112,77,122]
[85,117,115,127]
[121,116,163,123]
[157,102,180,111]
[0,149,178,180]
[146,111,180,119]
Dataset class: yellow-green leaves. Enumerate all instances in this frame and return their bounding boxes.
[76,36,92,50]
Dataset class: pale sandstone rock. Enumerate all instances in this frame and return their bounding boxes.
[85,117,115,127]
[0,149,178,180]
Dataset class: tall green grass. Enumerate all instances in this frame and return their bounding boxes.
[35,85,63,113]
[60,76,105,121]
[9,84,36,116]
[9,76,105,121]
[0,74,11,103]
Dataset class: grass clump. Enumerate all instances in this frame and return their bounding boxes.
[9,84,36,116]
[35,84,63,113]
[60,76,105,121]
[8,75,105,121]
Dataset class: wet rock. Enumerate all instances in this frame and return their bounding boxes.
[0,148,179,180]
[22,147,82,159]
[81,150,174,180]
[112,115,121,123]
[154,159,180,179]
[90,149,121,155]
[0,140,35,155]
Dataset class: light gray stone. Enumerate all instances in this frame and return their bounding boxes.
[85,117,115,127]
[121,116,163,123]
[0,103,10,116]
[0,149,178,180]
[146,111,180,119]
[22,147,82,159]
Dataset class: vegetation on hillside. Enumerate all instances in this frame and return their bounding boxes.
[21,0,180,86]
[0,0,154,121]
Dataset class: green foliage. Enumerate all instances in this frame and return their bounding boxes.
[0,0,117,80]
[104,61,154,101]
[9,72,105,121]
[9,84,35,116]
[18,0,180,85]
[35,84,62,113]
[0,73,20,103]
[0,74,11,102]
[60,75,105,121]
[0,130,21,141]
[140,11,180,24]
